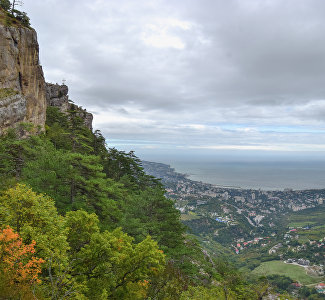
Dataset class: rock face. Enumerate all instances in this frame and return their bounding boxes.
[46,83,93,131]
[0,93,26,128]
[0,20,47,134]
[0,11,93,134]
[46,83,70,113]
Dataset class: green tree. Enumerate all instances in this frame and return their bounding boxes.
[0,184,68,262]
[21,138,122,225]
[0,129,26,185]
[73,228,165,299]
[180,286,235,300]
[0,0,11,11]
[120,187,186,255]
[0,184,75,297]
[65,210,100,254]
[12,9,30,26]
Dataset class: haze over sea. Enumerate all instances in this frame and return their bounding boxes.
[130,148,325,191]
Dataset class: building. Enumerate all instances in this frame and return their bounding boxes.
[316,283,325,294]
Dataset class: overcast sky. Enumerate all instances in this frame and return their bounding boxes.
[23,0,325,159]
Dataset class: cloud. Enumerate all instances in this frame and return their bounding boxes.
[23,0,325,154]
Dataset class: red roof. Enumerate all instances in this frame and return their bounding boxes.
[291,283,301,287]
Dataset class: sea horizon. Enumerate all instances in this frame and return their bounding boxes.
[167,160,325,191]
[134,149,325,191]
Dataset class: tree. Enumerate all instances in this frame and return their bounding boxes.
[103,148,160,191]
[180,286,235,300]
[0,129,26,185]
[21,138,122,225]
[120,187,186,255]
[13,9,30,26]
[0,184,69,270]
[65,210,100,254]
[73,228,165,299]
[0,0,11,11]
[0,226,44,299]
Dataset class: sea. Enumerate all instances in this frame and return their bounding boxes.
[137,150,325,191]
[169,160,325,191]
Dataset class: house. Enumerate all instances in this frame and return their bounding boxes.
[297,259,310,266]
[316,283,325,294]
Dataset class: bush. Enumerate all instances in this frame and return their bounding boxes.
[12,9,30,27]
[0,0,11,11]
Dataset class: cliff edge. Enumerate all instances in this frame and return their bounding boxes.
[0,8,46,134]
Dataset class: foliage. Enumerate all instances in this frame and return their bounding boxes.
[0,0,10,11]
[266,274,294,293]
[0,184,68,263]
[0,1,30,27]
[180,285,235,300]
[0,226,44,299]
[12,9,30,26]
[73,229,165,299]
[120,187,186,254]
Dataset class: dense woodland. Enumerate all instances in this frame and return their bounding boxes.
[0,106,294,299]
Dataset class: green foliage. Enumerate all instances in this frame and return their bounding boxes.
[299,286,325,299]
[0,184,68,263]
[266,274,294,293]
[180,285,234,300]
[0,0,10,11]
[120,188,185,254]
[0,129,25,185]
[73,229,165,299]
[65,210,100,254]
[12,9,30,26]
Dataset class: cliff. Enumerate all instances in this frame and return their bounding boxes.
[46,83,93,131]
[0,8,93,135]
[0,10,47,134]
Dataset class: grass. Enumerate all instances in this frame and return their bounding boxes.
[0,8,18,27]
[0,7,30,28]
[0,88,18,100]
[181,212,200,221]
[288,205,325,228]
[287,205,325,241]
[252,260,324,285]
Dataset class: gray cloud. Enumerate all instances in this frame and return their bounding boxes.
[23,0,325,153]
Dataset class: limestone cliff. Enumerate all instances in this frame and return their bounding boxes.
[0,9,93,134]
[46,83,93,131]
[0,12,46,134]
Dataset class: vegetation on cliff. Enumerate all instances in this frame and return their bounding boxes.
[0,0,30,27]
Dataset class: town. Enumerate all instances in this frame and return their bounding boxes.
[142,160,325,295]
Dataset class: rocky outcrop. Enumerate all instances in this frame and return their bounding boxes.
[46,83,93,131]
[0,16,47,134]
[0,93,26,128]
[46,83,70,112]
